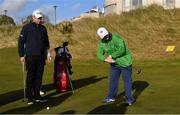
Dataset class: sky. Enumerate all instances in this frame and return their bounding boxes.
[0,0,104,24]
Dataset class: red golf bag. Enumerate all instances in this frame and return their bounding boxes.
[54,56,68,92]
[53,42,73,93]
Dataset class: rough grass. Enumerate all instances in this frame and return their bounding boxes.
[71,5,180,60]
[0,5,180,60]
[0,47,180,114]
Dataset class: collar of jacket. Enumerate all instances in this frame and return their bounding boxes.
[32,22,41,27]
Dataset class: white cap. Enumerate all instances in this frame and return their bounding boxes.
[32,10,43,18]
[97,27,109,39]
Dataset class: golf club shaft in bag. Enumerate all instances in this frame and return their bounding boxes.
[65,63,74,94]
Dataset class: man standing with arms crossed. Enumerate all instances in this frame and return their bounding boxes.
[96,27,135,106]
[18,10,51,105]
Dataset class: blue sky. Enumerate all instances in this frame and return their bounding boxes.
[0,0,104,24]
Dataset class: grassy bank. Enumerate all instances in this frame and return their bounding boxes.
[0,5,180,60]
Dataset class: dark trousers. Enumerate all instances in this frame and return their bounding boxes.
[108,65,134,103]
[25,56,45,101]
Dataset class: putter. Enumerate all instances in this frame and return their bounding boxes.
[22,61,27,102]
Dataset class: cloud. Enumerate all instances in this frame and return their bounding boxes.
[0,0,36,14]
[38,4,55,24]
[38,4,54,16]
[72,3,81,10]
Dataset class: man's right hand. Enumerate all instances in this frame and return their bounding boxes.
[107,55,112,60]
[47,56,52,63]
[47,51,52,63]
[104,58,116,63]
[20,57,25,64]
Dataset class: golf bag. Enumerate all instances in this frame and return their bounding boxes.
[53,42,73,93]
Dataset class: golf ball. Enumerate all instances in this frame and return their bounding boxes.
[46,107,50,110]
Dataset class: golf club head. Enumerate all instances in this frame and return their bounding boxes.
[63,42,68,47]
[22,98,27,102]
[136,68,141,74]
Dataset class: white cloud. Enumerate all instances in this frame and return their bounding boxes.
[38,4,56,24]
[0,0,36,14]
[38,4,54,16]
[72,3,81,10]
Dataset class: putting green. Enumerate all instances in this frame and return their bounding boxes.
[0,48,180,114]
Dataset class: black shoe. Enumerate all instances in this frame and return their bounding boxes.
[34,97,47,103]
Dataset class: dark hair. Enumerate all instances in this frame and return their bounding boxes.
[102,33,112,43]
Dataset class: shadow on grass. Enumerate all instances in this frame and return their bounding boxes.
[3,92,72,114]
[73,75,107,90]
[1,75,107,114]
[88,80,149,114]
[42,75,107,91]
[0,89,24,107]
[60,110,76,114]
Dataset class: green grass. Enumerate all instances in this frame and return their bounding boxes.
[0,48,180,114]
